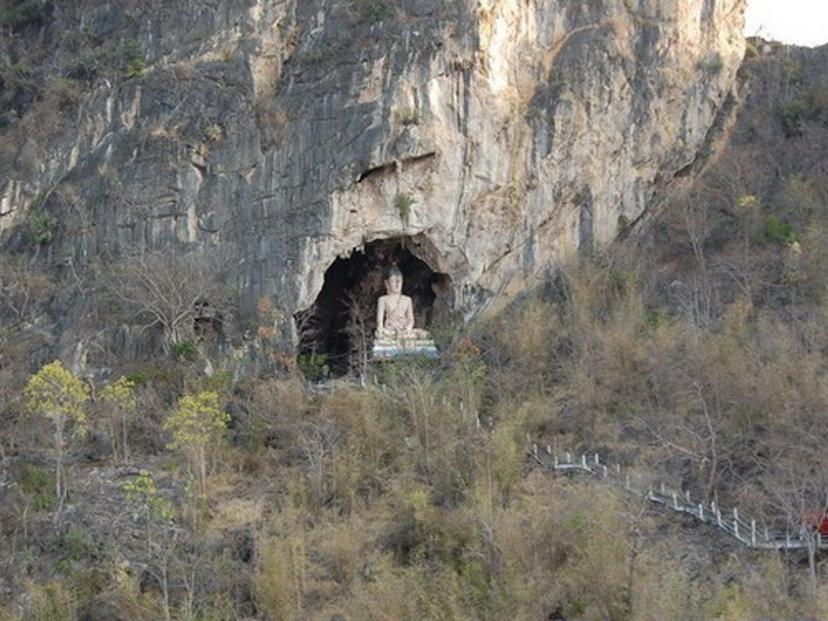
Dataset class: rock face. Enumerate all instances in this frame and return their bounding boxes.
[0,0,745,347]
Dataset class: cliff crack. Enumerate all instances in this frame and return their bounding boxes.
[355,152,437,184]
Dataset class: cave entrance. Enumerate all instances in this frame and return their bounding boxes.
[295,238,451,379]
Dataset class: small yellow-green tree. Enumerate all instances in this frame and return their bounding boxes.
[123,471,173,547]
[99,376,137,462]
[122,471,176,621]
[24,360,90,511]
[163,391,229,498]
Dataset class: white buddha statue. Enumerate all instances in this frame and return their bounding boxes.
[373,266,438,359]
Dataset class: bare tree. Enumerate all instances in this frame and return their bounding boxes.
[0,255,55,328]
[344,292,374,382]
[102,248,232,352]
[761,408,828,594]
[675,196,716,327]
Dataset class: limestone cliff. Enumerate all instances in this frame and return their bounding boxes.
[0,0,745,349]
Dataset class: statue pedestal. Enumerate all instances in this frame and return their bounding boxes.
[372,336,440,361]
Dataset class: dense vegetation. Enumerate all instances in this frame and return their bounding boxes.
[3,16,828,621]
[4,187,828,620]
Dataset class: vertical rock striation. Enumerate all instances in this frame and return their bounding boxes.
[0,0,745,345]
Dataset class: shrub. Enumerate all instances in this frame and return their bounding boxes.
[0,0,50,29]
[617,214,631,238]
[395,107,421,126]
[48,77,83,112]
[394,193,415,225]
[318,387,402,512]
[317,519,364,585]
[171,340,197,359]
[779,98,808,137]
[124,59,146,78]
[296,352,328,382]
[18,464,56,511]
[775,174,822,221]
[0,58,36,113]
[646,307,670,328]
[386,488,451,565]
[59,528,97,572]
[354,0,393,22]
[27,212,57,245]
[117,40,147,78]
[782,58,803,83]
[525,105,544,121]
[798,223,828,301]
[123,471,173,547]
[697,53,724,76]
[124,370,151,385]
[204,123,223,142]
[19,580,79,621]
[485,296,558,397]
[779,86,828,137]
[762,215,797,246]
[254,537,306,621]
[480,418,524,507]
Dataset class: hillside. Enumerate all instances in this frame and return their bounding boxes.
[3,1,828,619]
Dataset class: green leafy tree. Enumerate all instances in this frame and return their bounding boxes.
[24,360,90,514]
[163,391,229,499]
[99,376,137,462]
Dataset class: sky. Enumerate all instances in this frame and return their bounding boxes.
[745,0,828,47]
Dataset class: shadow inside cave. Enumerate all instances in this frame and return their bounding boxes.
[295,237,451,379]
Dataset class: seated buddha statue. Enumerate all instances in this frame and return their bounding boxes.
[373,266,438,359]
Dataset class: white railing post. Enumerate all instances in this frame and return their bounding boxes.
[524,441,828,551]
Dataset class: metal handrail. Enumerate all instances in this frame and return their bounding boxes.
[529,443,827,551]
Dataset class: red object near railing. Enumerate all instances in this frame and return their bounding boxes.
[802,510,828,535]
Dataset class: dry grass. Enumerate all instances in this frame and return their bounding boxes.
[207,497,264,535]
[253,536,307,621]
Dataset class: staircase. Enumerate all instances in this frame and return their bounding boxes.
[529,443,827,551]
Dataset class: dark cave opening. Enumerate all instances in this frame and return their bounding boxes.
[295,238,451,379]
